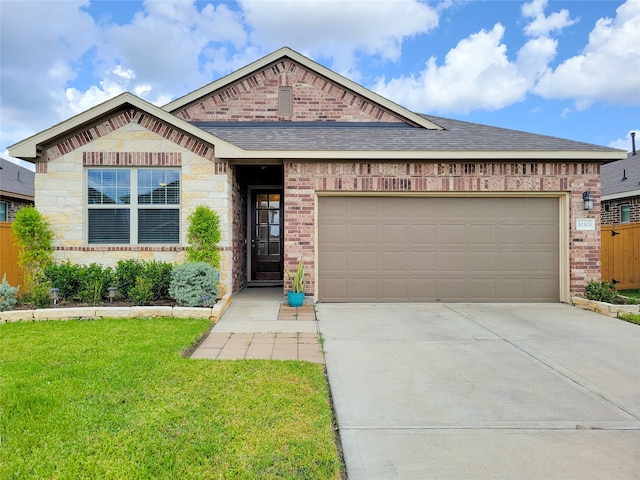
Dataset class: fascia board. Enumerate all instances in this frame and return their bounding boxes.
[601,190,640,201]
[162,47,443,131]
[9,92,244,159]
[219,149,629,161]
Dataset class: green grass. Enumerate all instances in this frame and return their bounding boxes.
[619,289,640,300]
[0,318,341,479]
[619,312,640,325]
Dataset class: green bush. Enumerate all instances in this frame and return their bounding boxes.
[0,274,19,311]
[585,280,617,304]
[30,279,53,309]
[169,262,219,307]
[186,205,221,268]
[115,259,172,302]
[11,206,54,291]
[44,261,82,300]
[78,263,114,305]
[115,259,145,300]
[130,276,154,306]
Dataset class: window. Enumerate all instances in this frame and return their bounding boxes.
[0,202,7,222]
[87,168,180,244]
[620,204,631,223]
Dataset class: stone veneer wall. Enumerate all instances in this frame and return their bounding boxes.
[173,60,405,124]
[35,118,235,293]
[230,165,248,293]
[284,161,601,298]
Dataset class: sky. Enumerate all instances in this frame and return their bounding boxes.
[1,0,639,169]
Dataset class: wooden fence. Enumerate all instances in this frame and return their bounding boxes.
[601,222,640,290]
[0,222,25,291]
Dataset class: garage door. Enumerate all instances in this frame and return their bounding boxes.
[318,196,559,302]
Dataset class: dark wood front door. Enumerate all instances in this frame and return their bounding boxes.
[251,190,283,281]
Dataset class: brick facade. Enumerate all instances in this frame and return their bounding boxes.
[173,60,405,124]
[0,196,33,222]
[284,161,601,297]
[601,196,640,225]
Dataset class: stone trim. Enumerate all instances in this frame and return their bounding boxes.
[46,108,216,162]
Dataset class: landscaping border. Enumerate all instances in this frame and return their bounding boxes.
[1,294,232,323]
[572,296,640,318]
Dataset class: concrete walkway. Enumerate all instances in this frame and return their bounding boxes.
[318,302,640,479]
[191,287,324,363]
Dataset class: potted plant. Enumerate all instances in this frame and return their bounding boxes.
[286,257,306,307]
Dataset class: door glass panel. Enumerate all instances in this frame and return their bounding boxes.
[258,194,268,208]
[259,210,268,223]
[269,241,280,255]
[258,225,268,240]
[269,210,280,224]
[258,241,268,255]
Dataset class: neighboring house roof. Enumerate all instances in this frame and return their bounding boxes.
[0,156,35,200]
[601,152,640,201]
[8,47,628,163]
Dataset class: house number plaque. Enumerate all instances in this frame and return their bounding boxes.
[576,218,596,231]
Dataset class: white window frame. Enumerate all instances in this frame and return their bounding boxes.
[620,204,631,224]
[86,168,181,245]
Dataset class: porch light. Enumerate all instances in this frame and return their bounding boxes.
[50,288,59,308]
[108,287,117,305]
[582,190,594,210]
[201,293,211,307]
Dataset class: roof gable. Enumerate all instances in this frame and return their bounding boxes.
[164,47,442,130]
[8,92,242,160]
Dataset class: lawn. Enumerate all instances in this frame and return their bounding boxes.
[619,289,640,301]
[0,318,341,479]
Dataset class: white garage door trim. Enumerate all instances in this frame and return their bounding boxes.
[315,192,570,303]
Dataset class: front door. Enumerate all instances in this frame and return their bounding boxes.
[251,190,283,282]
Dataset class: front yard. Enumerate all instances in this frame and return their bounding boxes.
[0,318,341,479]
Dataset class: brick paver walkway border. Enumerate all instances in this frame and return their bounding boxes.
[191,332,325,363]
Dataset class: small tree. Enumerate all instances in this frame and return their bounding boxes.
[11,206,54,291]
[186,205,221,268]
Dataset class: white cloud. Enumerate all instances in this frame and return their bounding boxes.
[375,24,532,113]
[238,0,439,77]
[608,129,640,152]
[522,0,577,37]
[534,0,640,107]
[374,0,578,113]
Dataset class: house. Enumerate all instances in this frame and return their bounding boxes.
[599,135,639,289]
[601,134,639,225]
[0,156,35,222]
[8,47,627,303]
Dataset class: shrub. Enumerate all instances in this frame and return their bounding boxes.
[143,260,173,301]
[30,279,53,309]
[169,262,219,307]
[186,205,221,268]
[130,276,154,306]
[115,259,145,300]
[0,274,19,311]
[115,259,172,302]
[78,263,114,305]
[44,261,82,300]
[11,206,54,291]
[585,280,617,304]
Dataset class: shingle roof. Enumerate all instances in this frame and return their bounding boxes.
[0,157,35,198]
[193,115,621,155]
[601,152,640,198]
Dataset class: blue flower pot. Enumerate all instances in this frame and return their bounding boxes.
[287,291,305,307]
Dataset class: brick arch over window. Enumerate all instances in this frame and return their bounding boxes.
[173,60,406,124]
[40,108,216,172]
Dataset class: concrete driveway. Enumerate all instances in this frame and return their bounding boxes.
[316,303,640,480]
